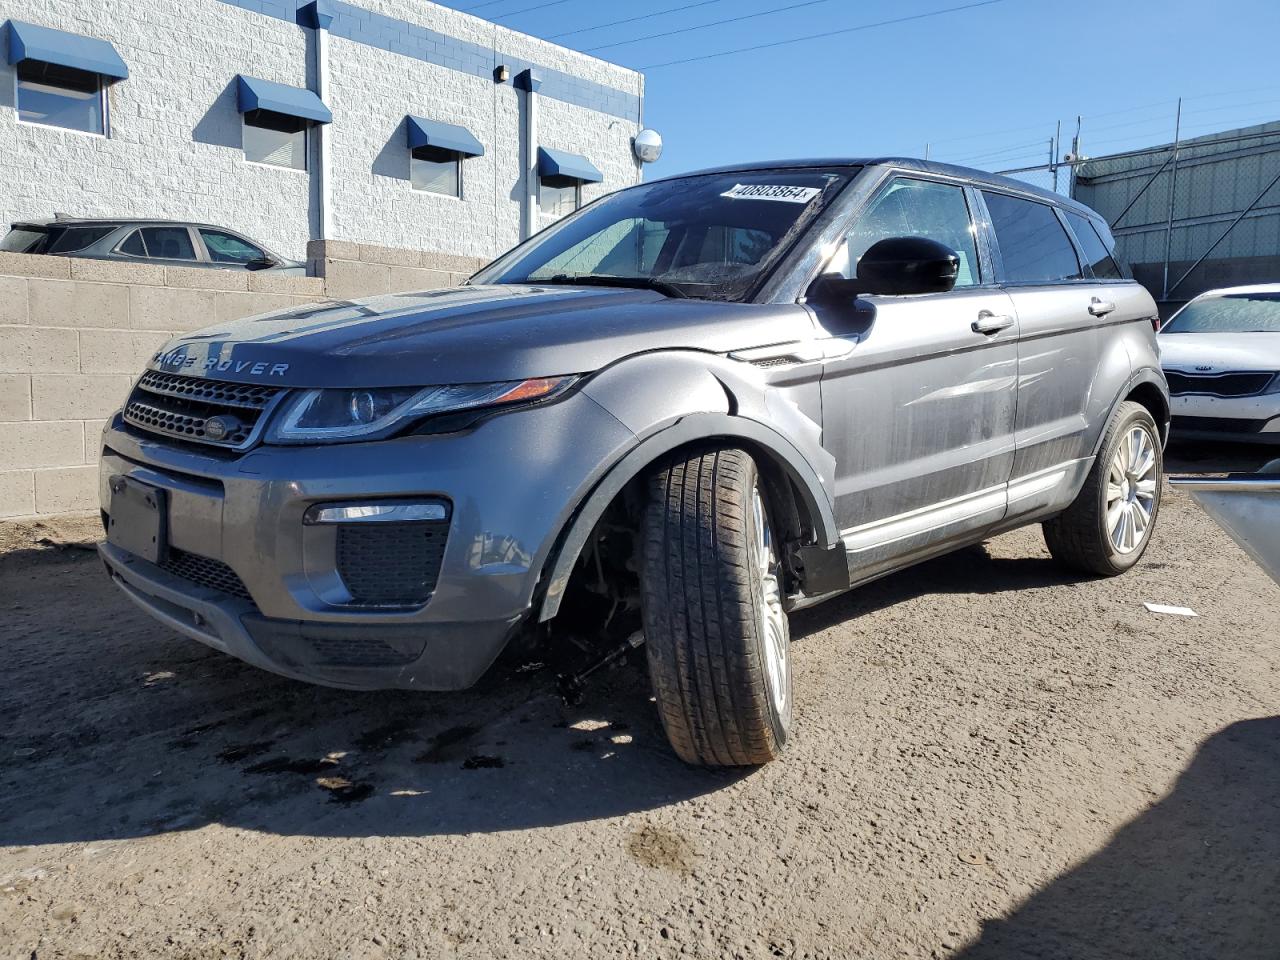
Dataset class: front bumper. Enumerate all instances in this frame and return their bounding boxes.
[96,391,635,690]
[1169,393,1280,444]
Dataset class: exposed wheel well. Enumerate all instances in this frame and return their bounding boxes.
[1125,381,1170,445]
[543,438,817,641]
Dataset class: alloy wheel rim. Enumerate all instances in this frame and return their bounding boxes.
[752,486,789,715]
[1106,424,1158,555]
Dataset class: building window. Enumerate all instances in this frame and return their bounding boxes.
[540,175,582,217]
[243,109,308,170]
[411,146,461,198]
[15,61,106,135]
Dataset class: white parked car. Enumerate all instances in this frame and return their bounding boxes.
[1159,284,1280,443]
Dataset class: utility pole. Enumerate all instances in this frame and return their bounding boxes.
[1161,97,1183,301]
[1068,115,1082,197]
[1052,119,1062,193]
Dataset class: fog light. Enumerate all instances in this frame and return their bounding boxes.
[304,501,449,524]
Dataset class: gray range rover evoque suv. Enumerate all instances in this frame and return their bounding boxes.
[99,159,1169,766]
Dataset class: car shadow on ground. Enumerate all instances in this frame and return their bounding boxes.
[2,548,758,847]
[0,538,1129,848]
[789,541,1080,640]
[955,715,1280,959]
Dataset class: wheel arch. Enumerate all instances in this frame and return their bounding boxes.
[1093,367,1171,457]
[1125,376,1171,446]
[535,412,841,622]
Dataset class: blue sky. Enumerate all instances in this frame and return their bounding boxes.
[436,0,1280,176]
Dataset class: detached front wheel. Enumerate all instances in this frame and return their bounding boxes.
[641,446,792,766]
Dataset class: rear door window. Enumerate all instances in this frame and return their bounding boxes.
[118,230,147,257]
[982,192,1082,284]
[137,227,197,261]
[1064,211,1123,280]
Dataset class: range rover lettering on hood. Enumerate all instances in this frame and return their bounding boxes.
[153,349,290,377]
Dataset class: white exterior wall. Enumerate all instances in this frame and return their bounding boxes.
[0,0,644,264]
[327,36,503,260]
[0,0,313,260]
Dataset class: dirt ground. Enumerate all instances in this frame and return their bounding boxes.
[1,443,1278,960]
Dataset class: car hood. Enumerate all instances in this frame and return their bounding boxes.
[1159,331,1280,372]
[146,284,799,387]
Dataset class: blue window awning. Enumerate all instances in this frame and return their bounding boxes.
[7,19,128,80]
[236,75,332,125]
[537,147,603,184]
[406,116,484,157]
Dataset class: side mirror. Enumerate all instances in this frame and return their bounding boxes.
[245,255,277,271]
[806,236,960,301]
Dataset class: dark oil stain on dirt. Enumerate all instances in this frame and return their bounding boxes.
[316,776,375,805]
[414,725,479,764]
[355,722,423,753]
[246,756,338,776]
[626,825,695,875]
[217,741,275,763]
[461,755,504,770]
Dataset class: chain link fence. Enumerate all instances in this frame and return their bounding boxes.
[997,121,1280,314]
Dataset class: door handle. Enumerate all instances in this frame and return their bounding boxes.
[1088,297,1117,317]
[972,311,1014,335]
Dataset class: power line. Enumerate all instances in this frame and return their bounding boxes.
[585,0,842,53]
[952,139,1051,165]
[547,0,727,40]
[456,0,518,11]
[639,0,1007,70]
[490,0,573,18]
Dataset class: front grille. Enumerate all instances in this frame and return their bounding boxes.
[1166,370,1275,397]
[158,547,254,602]
[335,521,450,607]
[1172,415,1270,434]
[123,370,283,450]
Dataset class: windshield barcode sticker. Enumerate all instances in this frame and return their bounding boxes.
[721,183,822,204]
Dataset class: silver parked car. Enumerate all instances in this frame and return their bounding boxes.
[1,217,305,273]
[98,159,1168,766]
[1159,284,1280,443]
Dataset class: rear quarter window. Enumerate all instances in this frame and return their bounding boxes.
[982,191,1082,284]
[1064,211,1123,280]
[45,225,116,254]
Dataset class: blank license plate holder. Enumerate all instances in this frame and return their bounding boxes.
[107,476,168,564]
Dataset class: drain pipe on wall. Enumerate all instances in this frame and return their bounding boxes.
[516,69,541,242]
[300,1,335,241]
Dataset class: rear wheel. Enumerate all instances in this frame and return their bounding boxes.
[640,446,791,766]
[1044,401,1162,575]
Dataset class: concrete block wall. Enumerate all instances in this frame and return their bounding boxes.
[0,252,326,519]
[1,239,488,520]
[307,240,485,299]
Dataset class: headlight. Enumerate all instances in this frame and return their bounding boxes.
[266,376,577,444]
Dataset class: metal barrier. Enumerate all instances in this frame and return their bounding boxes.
[994,122,1280,313]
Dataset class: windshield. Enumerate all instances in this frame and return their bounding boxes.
[1163,292,1280,333]
[473,168,854,301]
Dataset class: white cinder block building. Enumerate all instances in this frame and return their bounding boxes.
[0,0,646,262]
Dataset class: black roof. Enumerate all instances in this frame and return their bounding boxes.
[652,157,1097,216]
[12,216,234,230]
